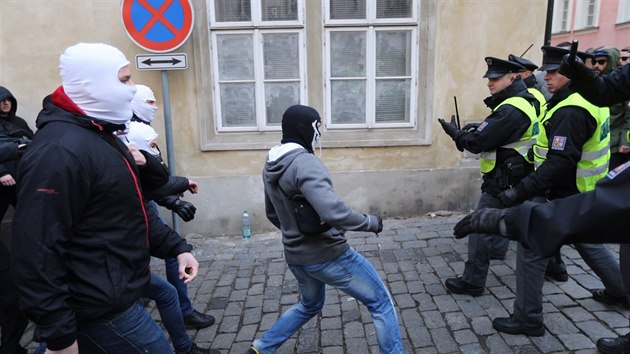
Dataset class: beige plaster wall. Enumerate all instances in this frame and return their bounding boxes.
[0,0,547,236]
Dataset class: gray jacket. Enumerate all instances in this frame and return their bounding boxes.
[262,143,378,265]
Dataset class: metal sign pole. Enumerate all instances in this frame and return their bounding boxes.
[161,69,180,233]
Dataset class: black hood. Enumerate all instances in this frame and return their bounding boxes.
[0,86,18,117]
[36,103,126,134]
[281,105,321,154]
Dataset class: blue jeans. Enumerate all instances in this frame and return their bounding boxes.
[146,273,193,353]
[150,200,195,317]
[165,257,195,316]
[76,300,173,354]
[253,248,403,354]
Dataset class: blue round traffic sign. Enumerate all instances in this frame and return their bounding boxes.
[122,0,194,53]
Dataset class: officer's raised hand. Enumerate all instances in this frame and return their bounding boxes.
[438,115,461,139]
[559,54,596,81]
[453,208,506,238]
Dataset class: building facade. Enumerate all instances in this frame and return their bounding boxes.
[0,0,547,237]
[551,0,630,49]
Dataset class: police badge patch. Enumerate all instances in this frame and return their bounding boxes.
[551,136,567,150]
[477,121,489,132]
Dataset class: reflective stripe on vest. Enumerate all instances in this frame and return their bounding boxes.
[528,87,547,121]
[533,92,610,192]
[479,96,538,174]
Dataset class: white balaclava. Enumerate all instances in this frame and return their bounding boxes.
[132,84,157,123]
[127,121,160,156]
[59,43,136,124]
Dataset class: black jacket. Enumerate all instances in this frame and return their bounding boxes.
[506,160,630,257]
[454,77,538,196]
[513,84,597,200]
[571,64,630,107]
[11,96,192,349]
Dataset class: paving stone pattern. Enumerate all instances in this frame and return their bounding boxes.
[23,212,629,353]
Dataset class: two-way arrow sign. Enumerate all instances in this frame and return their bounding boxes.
[136,53,188,71]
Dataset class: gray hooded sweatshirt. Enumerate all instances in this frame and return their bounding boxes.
[263,143,378,265]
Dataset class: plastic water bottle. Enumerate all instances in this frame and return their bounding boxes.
[242,210,251,240]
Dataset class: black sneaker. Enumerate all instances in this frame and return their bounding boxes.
[592,289,630,308]
[245,347,259,354]
[184,310,216,329]
[444,277,484,296]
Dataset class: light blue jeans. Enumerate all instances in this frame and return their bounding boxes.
[253,248,403,354]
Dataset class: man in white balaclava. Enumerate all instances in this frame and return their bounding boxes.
[11,43,200,354]
[131,84,158,124]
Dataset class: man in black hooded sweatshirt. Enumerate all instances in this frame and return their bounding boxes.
[247,104,403,354]
[0,86,32,354]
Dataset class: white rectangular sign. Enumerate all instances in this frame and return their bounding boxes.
[136,53,188,71]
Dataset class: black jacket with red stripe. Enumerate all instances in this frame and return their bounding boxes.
[11,87,192,349]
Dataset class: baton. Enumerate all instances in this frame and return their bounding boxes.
[453,96,461,129]
[520,43,533,57]
[568,39,579,63]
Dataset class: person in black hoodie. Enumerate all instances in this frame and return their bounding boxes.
[0,86,33,354]
[438,57,539,297]
[11,42,199,354]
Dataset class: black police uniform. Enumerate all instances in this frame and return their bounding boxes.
[439,57,539,296]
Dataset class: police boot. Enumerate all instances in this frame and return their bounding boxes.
[597,332,630,354]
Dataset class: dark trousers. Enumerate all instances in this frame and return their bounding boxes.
[0,261,28,354]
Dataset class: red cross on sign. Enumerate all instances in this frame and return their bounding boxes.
[121,0,194,53]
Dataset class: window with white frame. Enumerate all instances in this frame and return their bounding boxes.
[209,0,305,132]
[574,0,600,29]
[618,0,630,23]
[324,0,417,129]
[552,0,572,33]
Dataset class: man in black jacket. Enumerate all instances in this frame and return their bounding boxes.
[11,42,199,354]
[438,57,539,297]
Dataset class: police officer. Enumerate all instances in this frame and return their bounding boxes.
[438,57,539,296]
[455,45,630,354]
[508,54,547,119]
[508,53,573,283]
[488,46,624,336]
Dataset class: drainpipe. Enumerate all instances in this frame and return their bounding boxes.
[544,0,554,45]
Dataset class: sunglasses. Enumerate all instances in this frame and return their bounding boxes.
[593,59,608,65]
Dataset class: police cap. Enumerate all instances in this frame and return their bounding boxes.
[539,45,570,71]
[507,54,539,71]
[483,57,526,78]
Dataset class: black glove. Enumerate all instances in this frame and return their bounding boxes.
[559,53,597,82]
[462,122,480,132]
[497,187,523,207]
[438,115,461,139]
[453,208,506,239]
[365,214,383,234]
[172,198,196,221]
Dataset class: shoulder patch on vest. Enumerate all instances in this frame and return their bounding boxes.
[607,160,630,180]
[551,136,567,151]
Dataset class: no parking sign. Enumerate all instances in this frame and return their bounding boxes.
[121,0,194,53]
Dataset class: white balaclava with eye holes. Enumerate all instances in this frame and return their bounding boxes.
[132,84,158,124]
[59,43,136,124]
[126,121,160,156]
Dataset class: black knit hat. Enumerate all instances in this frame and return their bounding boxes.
[281,105,321,154]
